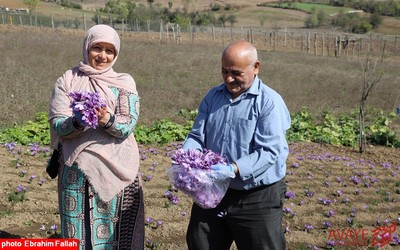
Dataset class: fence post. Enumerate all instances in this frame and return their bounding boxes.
[284,27,287,46]
[314,32,317,56]
[273,31,276,51]
[83,13,87,30]
[335,36,339,57]
[51,14,54,28]
[159,19,163,44]
[291,32,294,48]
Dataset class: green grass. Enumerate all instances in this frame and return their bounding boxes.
[266,3,354,15]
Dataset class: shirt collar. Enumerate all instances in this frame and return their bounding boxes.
[246,75,260,96]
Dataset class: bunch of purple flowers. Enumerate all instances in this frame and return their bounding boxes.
[69,91,106,129]
[167,148,235,209]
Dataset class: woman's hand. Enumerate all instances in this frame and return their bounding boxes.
[95,106,110,127]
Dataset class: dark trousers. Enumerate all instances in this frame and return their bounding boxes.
[186,178,287,250]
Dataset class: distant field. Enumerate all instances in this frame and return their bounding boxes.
[1,25,399,129]
[1,0,400,34]
[265,2,354,15]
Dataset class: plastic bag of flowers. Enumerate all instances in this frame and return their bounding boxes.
[166,148,235,209]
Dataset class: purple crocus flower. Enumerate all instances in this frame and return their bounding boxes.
[16,185,27,192]
[304,224,314,232]
[145,217,153,224]
[326,210,335,217]
[69,91,106,129]
[324,221,332,228]
[285,191,296,199]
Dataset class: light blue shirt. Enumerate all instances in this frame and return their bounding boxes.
[183,76,291,190]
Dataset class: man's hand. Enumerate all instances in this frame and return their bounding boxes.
[211,163,235,174]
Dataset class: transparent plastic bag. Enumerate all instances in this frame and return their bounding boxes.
[166,164,235,209]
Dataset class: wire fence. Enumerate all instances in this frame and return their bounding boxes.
[2,11,399,58]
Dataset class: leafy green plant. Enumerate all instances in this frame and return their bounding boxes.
[365,111,398,147]
[134,119,192,144]
[286,108,316,142]
[0,109,398,147]
[0,112,50,145]
[8,191,26,204]
[0,209,13,218]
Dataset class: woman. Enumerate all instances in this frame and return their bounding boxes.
[49,24,143,249]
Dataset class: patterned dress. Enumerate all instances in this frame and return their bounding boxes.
[52,87,143,250]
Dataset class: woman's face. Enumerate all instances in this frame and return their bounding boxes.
[88,42,116,70]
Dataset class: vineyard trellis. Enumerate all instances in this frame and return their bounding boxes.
[1,11,399,58]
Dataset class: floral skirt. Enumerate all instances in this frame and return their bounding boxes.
[58,164,144,250]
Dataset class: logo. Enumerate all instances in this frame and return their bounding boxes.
[327,223,397,247]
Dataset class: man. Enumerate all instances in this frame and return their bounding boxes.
[183,40,291,250]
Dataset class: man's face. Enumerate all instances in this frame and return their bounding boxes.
[221,56,259,99]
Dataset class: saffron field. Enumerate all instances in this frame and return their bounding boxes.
[0,141,399,249]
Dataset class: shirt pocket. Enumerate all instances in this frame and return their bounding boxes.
[233,118,256,149]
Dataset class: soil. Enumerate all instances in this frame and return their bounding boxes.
[0,142,399,249]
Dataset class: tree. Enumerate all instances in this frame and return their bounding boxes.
[227,14,237,27]
[369,12,382,28]
[359,52,384,153]
[23,0,39,13]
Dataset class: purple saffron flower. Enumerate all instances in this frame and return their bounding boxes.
[392,234,400,245]
[342,197,350,203]
[155,220,163,228]
[319,198,332,205]
[304,190,314,198]
[285,191,296,199]
[283,207,293,214]
[350,176,361,185]
[69,91,106,129]
[304,224,314,232]
[336,177,343,183]
[346,218,353,225]
[292,163,300,168]
[327,240,336,247]
[324,221,332,228]
[326,210,335,217]
[145,217,153,225]
[16,185,27,193]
